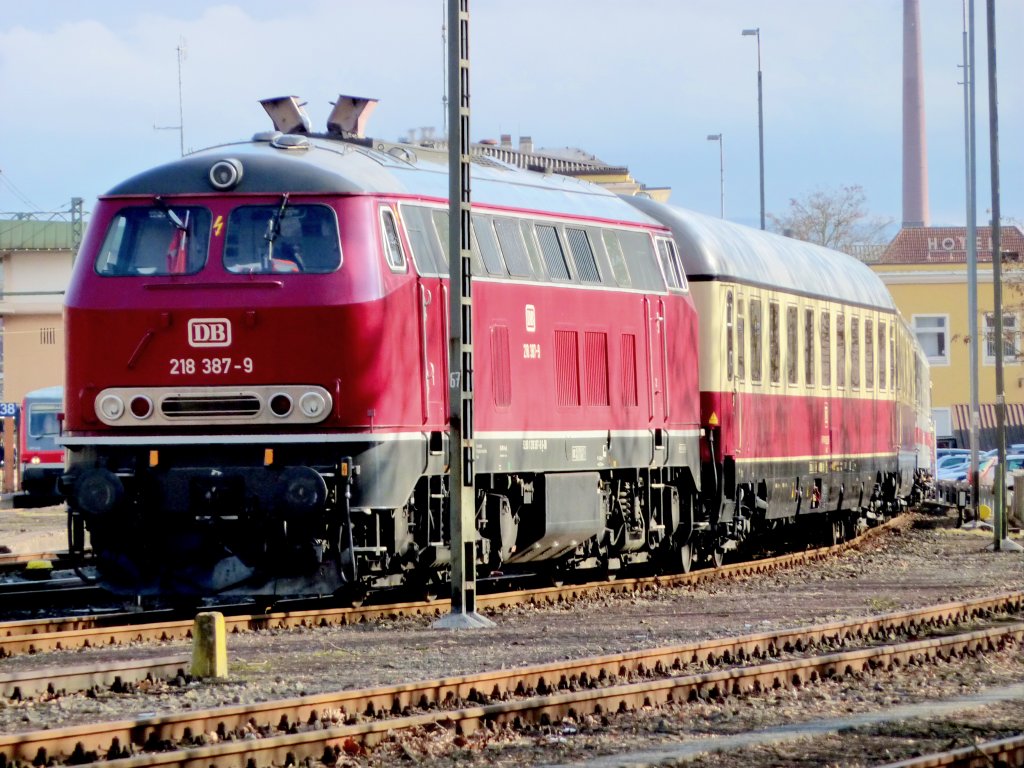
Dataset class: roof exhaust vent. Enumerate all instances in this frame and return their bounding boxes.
[260,96,311,135]
[326,95,378,138]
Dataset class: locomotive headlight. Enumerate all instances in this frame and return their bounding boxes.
[209,158,244,190]
[30,456,40,464]
[129,396,154,419]
[98,394,125,420]
[269,393,293,417]
[299,391,327,419]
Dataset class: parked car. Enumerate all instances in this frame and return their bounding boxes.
[937,456,966,481]
[979,454,1024,491]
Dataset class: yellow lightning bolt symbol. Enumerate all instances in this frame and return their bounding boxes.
[213,215,224,237]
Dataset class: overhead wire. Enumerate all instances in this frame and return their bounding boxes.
[0,169,42,211]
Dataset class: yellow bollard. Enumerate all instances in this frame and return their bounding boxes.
[191,611,228,679]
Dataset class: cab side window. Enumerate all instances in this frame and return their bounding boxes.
[380,208,407,272]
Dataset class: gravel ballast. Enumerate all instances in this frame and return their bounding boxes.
[1,510,1022,766]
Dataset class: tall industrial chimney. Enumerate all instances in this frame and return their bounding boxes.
[902,0,930,227]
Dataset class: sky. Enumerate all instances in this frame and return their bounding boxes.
[0,0,1021,233]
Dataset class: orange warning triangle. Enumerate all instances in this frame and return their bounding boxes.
[708,412,719,426]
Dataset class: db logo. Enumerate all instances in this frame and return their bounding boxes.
[188,318,232,347]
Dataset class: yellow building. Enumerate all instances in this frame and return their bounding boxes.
[872,225,1024,447]
[0,216,76,490]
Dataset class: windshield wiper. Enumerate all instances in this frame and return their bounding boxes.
[155,196,188,231]
[264,194,291,260]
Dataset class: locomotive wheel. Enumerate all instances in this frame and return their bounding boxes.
[711,541,725,568]
[830,519,845,546]
[335,584,368,608]
[420,575,445,603]
[676,541,693,574]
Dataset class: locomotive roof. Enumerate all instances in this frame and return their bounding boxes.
[107,134,657,227]
[23,385,63,401]
[627,198,896,311]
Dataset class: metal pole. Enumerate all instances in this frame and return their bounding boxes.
[176,42,185,157]
[756,48,765,231]
[963,0,981,525]
[719,135,725,219]
[435,0,494,628]
[707,134,724,218]
[983,0,1021,553]
[743,28,765,229]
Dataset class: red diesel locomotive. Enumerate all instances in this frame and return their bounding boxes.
[59,98,931,598]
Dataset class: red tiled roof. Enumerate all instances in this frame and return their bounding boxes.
[880,225,1024,264]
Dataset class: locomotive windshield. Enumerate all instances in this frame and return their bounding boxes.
[223,204,341,274]
[27,404,60,450]
[95,206,211,276]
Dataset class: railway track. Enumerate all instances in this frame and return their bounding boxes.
[0,549,63,571]
[878,735,1024,767]
[2,591,1020,767]
[0,514,906,657]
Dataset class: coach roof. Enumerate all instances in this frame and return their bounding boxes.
[106,135,657,227]
[628,198,895,311]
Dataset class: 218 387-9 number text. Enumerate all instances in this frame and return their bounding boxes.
[170,357,254,375]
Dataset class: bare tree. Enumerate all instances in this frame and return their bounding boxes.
[768,184,893,253]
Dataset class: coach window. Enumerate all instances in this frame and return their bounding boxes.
[865,319,874,390]
[726,291,735,381]
[836,313,846,388]
[850,317,861,389]
[535,224,571,280]
[769,301,781,384]
[750,299,763,383]
[820,311,831,387]
[805,308,815,387]
[379,208,407,272]
[786,305,798,385]
[889,327,896,391]
[737,299,746,382]
[96,205,212,276]
[878,321,888,389]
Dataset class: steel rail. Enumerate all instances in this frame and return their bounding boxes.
[0,655,190,700]
[0,550,65,569]
[1,593,1021,766]
[0,515,907,654]
[876,734,1024,767]
[8,619,1021,768]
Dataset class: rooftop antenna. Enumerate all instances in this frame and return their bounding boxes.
[154,39,187,156]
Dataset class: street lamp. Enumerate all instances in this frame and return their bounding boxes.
[707,134,724,218]
[742,27,765,230]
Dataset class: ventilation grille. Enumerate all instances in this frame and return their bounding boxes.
[583,331,609,406]
[555,330,580,406]
[161,394,262,418]
[621,333,638,407]
[491,325,511,407]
